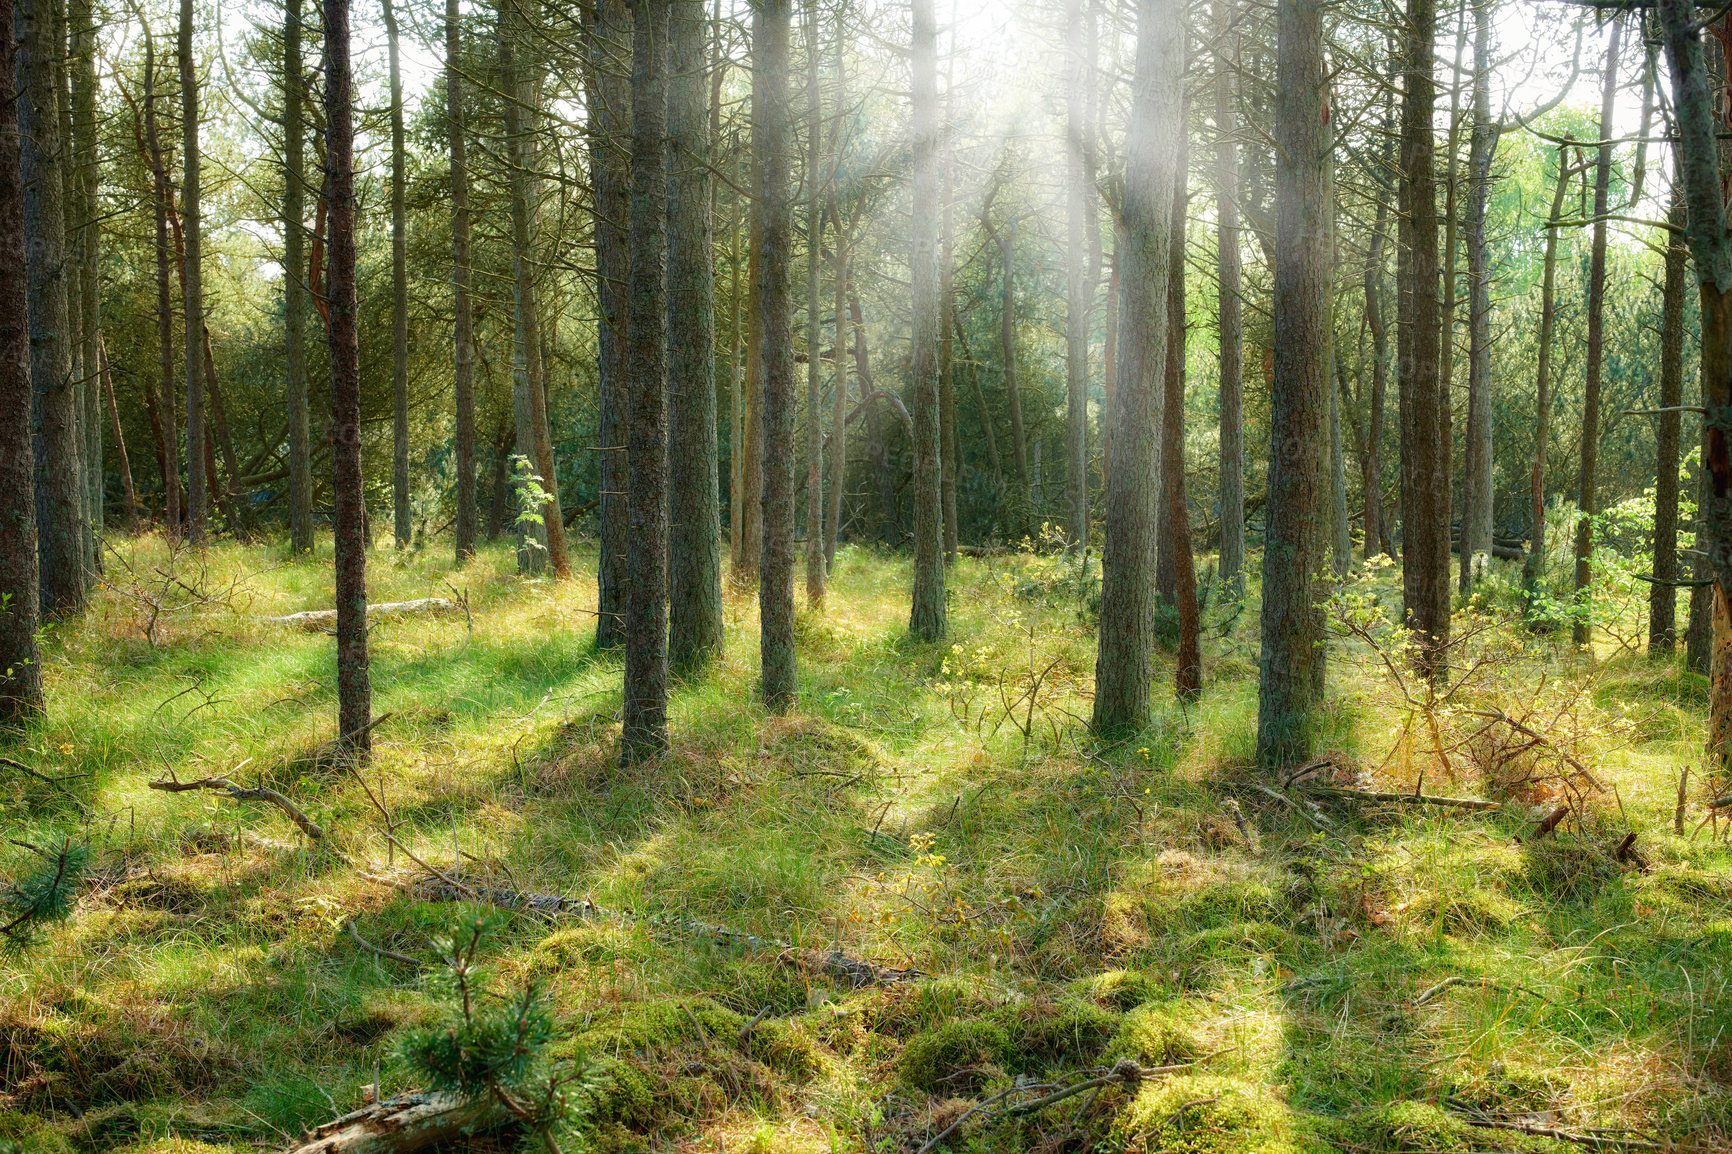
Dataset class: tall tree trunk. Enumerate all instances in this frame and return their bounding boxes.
[447,0,477,560]
[988,206,1029,537]
[385,0,409,548]
[20,0,83,612]
[1398,0,1448,679]
[71,0,99,549]
[1574,18,1622,650]
[737,104,765,582]
[141,14,179,538]
[285,0,313,552]
[1257,0,1329,765]
[588,0,630,638]
[1651,181,1688,657]
[0,0,43,721]
[1526,141,1570,601]
[1063,0,1090,548]
[825,197,847,568]
[1689,454,1713,673]
[1213,0,1243,593]
[621,0,671,760]
[849,287,894,540]
[1360,64,1394,560]
[1092,0,1179,737]
[803,2,825,608]
[179,0,206,545]
[939,100,958,562]
[55,0,88,579]
[1330,349,1351,576]
[729,154,745,569]
[325,0,371,753]
[668,0,724,672]
[909,0,944,640]
[1438,9,1466,576]
[1165,146,1200,700]
[758,0,797,708]
[1461,0,1496,590]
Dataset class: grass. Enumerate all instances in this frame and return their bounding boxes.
[1,531,1728,1152]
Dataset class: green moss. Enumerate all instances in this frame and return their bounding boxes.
[1069,969,1172,1011]
[571,1055,659,1128]
[1403,889,1523,935]
[1003,1001,1119,1066]
[704,958,816,1017]
[1324,1099,1566,1152]
[1105,1000,1204,1066]
[898,1019,1011,1090]
[0,1108,74,1154]
[1112,1075,1324,1154]
[580,998,748,1054]
[741,1018,832,1081]
[1181,920,1296,957]
[850,977,1004,1038]
[528,923,644,975]
[1155,879,1283,932]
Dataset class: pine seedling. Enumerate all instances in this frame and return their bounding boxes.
[1,837,89,950]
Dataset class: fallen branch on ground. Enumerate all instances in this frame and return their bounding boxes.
[1528,804,1571,841]
[149,767,328,841]
[1250,784,1334,833]
[284,1088,497,1153]
[378,874,922,987]
[913,1059,1183,1154]
[1296,784,1499,811]
[263,598,458,631]
[344,919,422,967]
[1450,1108,1662,1150]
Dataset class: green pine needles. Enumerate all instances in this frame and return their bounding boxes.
[1,837,89,949]
[398,915,583,1152]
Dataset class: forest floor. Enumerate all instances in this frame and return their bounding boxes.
[1,533,1729,1153]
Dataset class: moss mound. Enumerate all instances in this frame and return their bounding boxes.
[1069,968,1173,1011]
[898,1019,1012,1090]
[1113,1074,1325,1154]
[1105,1000,1205,1066]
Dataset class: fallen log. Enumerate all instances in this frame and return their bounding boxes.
[149,772,328,841]
[286,1089,499,1154]
[388,875,922,987]
[263,598,458,631]
[1297,785,1500,811]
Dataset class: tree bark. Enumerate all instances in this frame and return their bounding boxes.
[621,0,671,760]
[737,97,765,583]
[71,0,99,548]
[985,192,1029,538]
[325,0,371,754]
[909,0,945,641]
[804,2,825,608]
[141,13,179,538]
[447,0,477,560]
[1165,148,1200,700]
[588,0,630,639]
[757,0,797,709]
[179,0,206,545]
[825,193,847,569]
[1092,0,1179,737]
[1360,64,1394,561]
[284,0,313,552]
[939,92,958,562]
[1398,0,1448,679]
[385,0,409,548]
[668,0,724,672]
[1213,0,1243,593]
[100,342,137,527]
[1460,0,1496,591]
[1330,350,1351,577]
[1256,0,1329,766]
[1064,0,1091,549]
[20,0,84,613]
[1526,141,1570,602]
[0,0,43,722]
[1651,181,1687,656]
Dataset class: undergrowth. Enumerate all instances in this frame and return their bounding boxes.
[0,532,1727,1152]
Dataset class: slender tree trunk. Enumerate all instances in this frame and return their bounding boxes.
[621,0,671,759]
[991,211,1030,537]
[1257,0,1329,765]
[325,0,371,753]
[20,0,83,613]
[284,0,313,552]
[589,0,630,638]
[55,0,88,580]
[1574,17,1622,650]
[101,342,137,527]
[803,1,825,607]
[1213,0,1242,593]
[1101,241,1118,491]
[1165,147,1200,699]
[757,0,796,708]
[737,103,765,583]
[71,0,99,549]
[849,287,894,540]
[142,17,179,538]
[669,0,724,672]
[385,0,409,548]
[939,101,958,561]
[179,0,206,545]
[1398,0,1448,678]
[1651,180,1688,657]
[1526,141,1569,600]
[1360,66,1394,561]
[729,160,745,568]
[1063,0,1090,548]
[1092,0,1179,737]
[0,0,43,721]
[1438,10,1466,576]
[909,0,944,640]
[825,199,847,568]
[1330,349,1351,576]
[1689,455,1713,673]
[447,0,477,560]
[1461,0,1496,591]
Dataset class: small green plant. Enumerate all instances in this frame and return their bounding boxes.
[511,455,554,550]
[399,915,585,1152]
[1,837,88,950]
